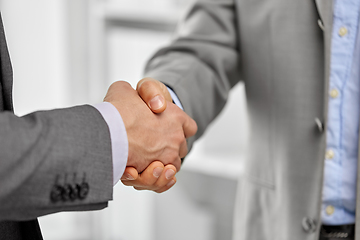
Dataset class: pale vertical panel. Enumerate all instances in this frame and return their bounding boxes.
[87,0,108,104]
[107,27,173,87]
[1,0,70,116]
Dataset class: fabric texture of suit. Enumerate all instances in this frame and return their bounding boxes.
[0,14,113,239]
[144,0,350,239]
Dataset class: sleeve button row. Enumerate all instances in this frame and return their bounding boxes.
[50,174,90,203]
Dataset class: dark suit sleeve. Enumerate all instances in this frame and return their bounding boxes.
[0,105,113,221]
[144,0,241,145]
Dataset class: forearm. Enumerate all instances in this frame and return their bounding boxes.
[144,1,241,140]
[0,105,113,221]
[145,51,237,141]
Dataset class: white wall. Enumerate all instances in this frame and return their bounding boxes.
[0,0,70,116]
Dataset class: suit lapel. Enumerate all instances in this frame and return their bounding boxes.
[313,1,334,239]
[314,0,333,123]
[314,0,333,28]
[314,0,333,117]
[0,12,13,111]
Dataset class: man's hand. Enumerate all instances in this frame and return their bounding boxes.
[104,81,197,173]
[121,78,190,192]
[121,160,177,193]
[137,77,173,113]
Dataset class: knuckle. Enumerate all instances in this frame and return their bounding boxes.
[112,80,128,88]
[164,152,179,167]
[179,136,186,145]
[110,81,132,93]
[165,153,177,165]
[121,180,134,186]
[180,149,188,159]
[139,79,156,93]
[174,159,181,172]
[191,121,198,135]
[155,189,164,194]
[153,182,162,189]
[175,130,186,143]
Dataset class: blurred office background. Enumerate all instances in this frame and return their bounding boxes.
[0,0,248,239]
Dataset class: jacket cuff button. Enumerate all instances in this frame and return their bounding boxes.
[77,182,90,200]
[50,185,64,203]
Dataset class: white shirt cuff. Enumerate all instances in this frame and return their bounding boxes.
[93,102,128,186]
[167,87,184,110]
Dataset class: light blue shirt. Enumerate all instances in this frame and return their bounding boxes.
[321,0,360,225]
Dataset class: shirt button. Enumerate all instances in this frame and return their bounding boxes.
[326,205,335,215]
[338,27,348,37]
[330,88,339,98]
[325,149,335,159]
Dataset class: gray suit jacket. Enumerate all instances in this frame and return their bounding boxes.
[144,0,356,239]
[0,14,113,239]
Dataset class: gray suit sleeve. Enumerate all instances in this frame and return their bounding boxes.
[145,0,241,144]
[0,105,113,221]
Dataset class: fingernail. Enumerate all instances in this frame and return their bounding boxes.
[122,173,134,180]
[149,95,164,110]
[165,169,176,180]
[167,180,176,187]
[153,167,163,178]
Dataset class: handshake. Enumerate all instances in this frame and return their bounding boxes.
[103,78,198,193]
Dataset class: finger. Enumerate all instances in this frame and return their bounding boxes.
[151,164,177,190]
[133,186,151,191]
[166,103,197,139]
[121,161,164,188]
[121,167,139,181]
[137,77,172,113]
[104,81,135,103]
[135,177,177,193]
[170,156,182,173]
[183,114,198,138]
[155,176,177,193]
[132,164,177,192]
[179,139,188,159]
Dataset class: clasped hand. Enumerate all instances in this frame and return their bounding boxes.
[104,78,197,193]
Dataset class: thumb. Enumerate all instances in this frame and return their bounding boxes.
[137,77,172,114]
[121,167,139,181]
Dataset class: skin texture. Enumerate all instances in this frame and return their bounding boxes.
[104,80,196,192]
[122,161,177,193]
[136,78,172,114]
[121,78,187,192]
